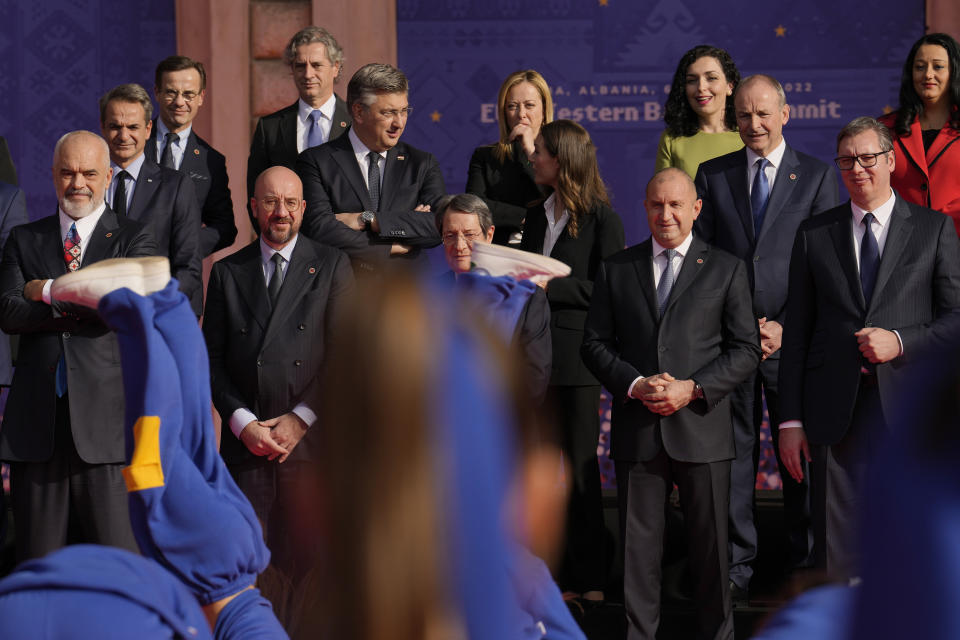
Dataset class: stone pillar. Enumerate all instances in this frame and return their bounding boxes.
[927,0,960,37]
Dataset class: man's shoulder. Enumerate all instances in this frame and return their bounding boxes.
[785,144,832,173]
[392,140,437,163]
[603,241,648,267]
[697,147,746,176]
[11,214,57,237]
[215,241,261,267]
[293,234,350,264]
[797,202,849,232]
[259,101,299,125]
[188,131,226,163]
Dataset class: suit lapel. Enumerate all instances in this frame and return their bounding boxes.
[896,119,928,177]
[331,135,373,209]
[83,209,121,265]
[724,150,755,242]
[144,127,159,165]
[524,205,546,254]
[758,145,800,243]
[43,214,68,277]
[662,236,708,317]
[828,204,866,310]
[264,238,317,339]
[234,243,272,331]
[870,198,913,312]
[180,131,205,176]
[330,96,351,140]
[631,240,659,320]
[281,103,299,160]
[128,160,161,220]
[381,145,408,212]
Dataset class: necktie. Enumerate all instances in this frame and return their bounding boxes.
[367,151,381,212]
[751,158,770,237]
[57,223,81,396]
[307,110,324,148]
[860,212,880,305]
[267,252,285,307]
[657,248,677,317]
[160,132,178,169]
[114,170,130,216]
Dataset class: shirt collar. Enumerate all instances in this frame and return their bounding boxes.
[111,152,146,181]
[298,95,337,124]
[156,118,191,147]
[851,190,896,228]
[543,193,569,222]
[745,137,787,169]
[259,233,299,264]
[58,201,106,239]
[652,231,694,258]
[348,127,386,160]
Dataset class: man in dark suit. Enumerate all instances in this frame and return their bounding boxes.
[203,166,354,575]
[99,84,202,314]
[694,74,839,600]
[0,130,157,562]
[582,168,760,640]
[0,183,28,384]
[435,192,551,401]
[779,116,960,580]
[146,55,237,256]
[247,26,351,232]
[296,62,445,272]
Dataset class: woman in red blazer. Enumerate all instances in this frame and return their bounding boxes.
[879,33,960,235]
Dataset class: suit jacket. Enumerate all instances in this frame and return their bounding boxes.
[125,158,203,314]
[778,196,960,445]
[581,236,761,463]
[0,208,157,464]
[204,235,355,465]
[146,124,238,255]
[465,142,544,246]
[519,201,624,386]
[0,183,29,384]
[247,97,351,229]
[879,111,960,235]
[0,136,17,186]
[296,131,446,270]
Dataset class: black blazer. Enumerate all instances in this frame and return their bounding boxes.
[125,158,203,314]
[0,209,157,464]
[145,124,238,255]
[0,184,28,384]
[520,201,625,386]
[582,236,761,463]
[465,142,544,246]
[0,136,17,186]
[204,235,355,465]
[296,131,446,270]
[246,97,351,229]
[779,197,960,445]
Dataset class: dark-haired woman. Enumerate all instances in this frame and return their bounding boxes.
[521,120,624,608]
[466,70,553,245]
[879,32,960,235]
[656,44,743,177]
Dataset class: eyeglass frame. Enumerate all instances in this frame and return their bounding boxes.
[258,196,303,213]
[833,149,892,171]
[160,89,200,104]
[441,230,483,246]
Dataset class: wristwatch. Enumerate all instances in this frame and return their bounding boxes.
[692,381,704,400]
[359,210,376,228]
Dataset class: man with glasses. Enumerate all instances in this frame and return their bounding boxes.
[247,26,351,233]
[203,165,354,578]
[148,55,238,256]
[778,116,960,581]
[297,63,445,273]
[693,74,838,603]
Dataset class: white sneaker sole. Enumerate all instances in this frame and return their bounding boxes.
[51,256,171,307]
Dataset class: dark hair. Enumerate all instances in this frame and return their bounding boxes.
[434,193,493,235]
[664,45,740,137]
[98,84,153,124]
[347,63,409,111]
[538,120,610,238]
[894,32,960,135]
[836,116,894,153]
[154,55,206,91]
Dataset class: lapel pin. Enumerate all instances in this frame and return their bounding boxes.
[194,148,200,156]
[397,155,405,161]
[340,121,347,127]
[790,173,797,180]
[146,178,153,183]
[308,267,316,274]
[105,232,113,238]
[696,258,703,264]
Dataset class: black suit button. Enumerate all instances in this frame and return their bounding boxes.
[753,256,760,262]
[658,346,666,352]
[63,332,70,339]
[240,328,248,335]
[298,323,306,330]
[256,359,262,366]
[294,360,302,366]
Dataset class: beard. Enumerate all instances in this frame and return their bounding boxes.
[262,216,300,246]
[60,187,103,218]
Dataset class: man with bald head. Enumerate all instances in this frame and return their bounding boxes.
[583,168,760,639]
[693,74,839,598]
[0,130,157,561]
[203,165,354,576]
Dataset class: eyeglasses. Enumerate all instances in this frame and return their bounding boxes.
[259,197,302,213]
[160,89,200,103]
[442,230,483,246]
[374,107,413,120]
[834,150,891,171]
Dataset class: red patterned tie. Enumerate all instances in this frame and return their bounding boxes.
[63,223,80,271]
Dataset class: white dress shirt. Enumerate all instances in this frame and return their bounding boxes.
[746,138,786,196]
[228,234,317,439]
[627,232,694,398]
[297,95,337,153]
[108,153,147,213]
[155,119,191,169]
[41,203,108,304]
[541,193,570,257]
[347,127,386,194]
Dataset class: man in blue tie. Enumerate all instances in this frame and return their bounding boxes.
[778,116,960,581]
[0,130,157,562]
[694,75,838,602]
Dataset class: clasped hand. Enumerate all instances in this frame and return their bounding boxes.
[632,372,696,416]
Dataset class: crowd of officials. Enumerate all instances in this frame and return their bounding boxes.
[0,23,959,640]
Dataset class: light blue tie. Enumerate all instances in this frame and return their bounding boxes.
[657,248,677,317]
[307,110,324,148]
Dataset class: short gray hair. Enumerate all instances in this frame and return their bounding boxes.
[99,83,153,124]
[737,74,787,109]
[347,63,409,110]
[53,130,110,168]
[283,25,344,69]
[435,193,493,235]
[836,116,894,152]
